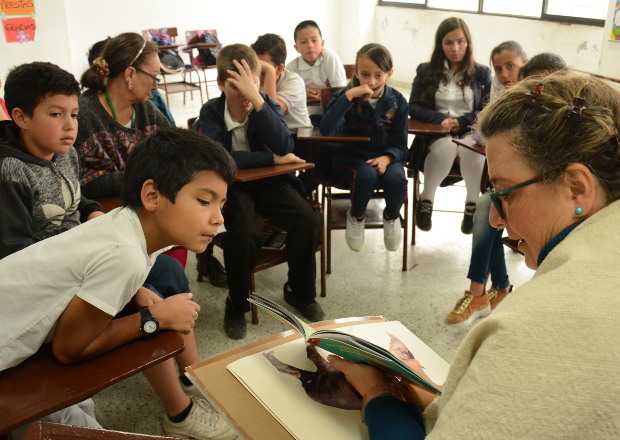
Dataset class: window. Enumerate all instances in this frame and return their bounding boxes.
[427,0,477,12]
[378,0,608,26]
[483,0,542,18]
[545,0,608,21]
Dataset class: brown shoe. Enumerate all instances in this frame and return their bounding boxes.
[488,285,513,310]
[446,291,491,325]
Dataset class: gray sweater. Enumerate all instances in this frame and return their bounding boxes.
[0,120,100,259]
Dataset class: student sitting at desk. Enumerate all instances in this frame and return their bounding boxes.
[0,126,237,440]
[320,43,408,253]
[251,33,311,132]
[287,20,347,125]
[409,17,491,234]
[196,44,323,340]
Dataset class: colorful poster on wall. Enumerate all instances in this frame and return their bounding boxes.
[2,16,35,43]
[0,0,35,15]
[612,0,620,41]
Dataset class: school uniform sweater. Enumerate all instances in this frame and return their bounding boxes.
[0,120,100,259]
[196,93,295,169]
[408,62,491,172]
[319,85,408,162]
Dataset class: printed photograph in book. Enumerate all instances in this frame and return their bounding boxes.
[263,332,441,410]
[247,293,443,395]
[227,316,449,440]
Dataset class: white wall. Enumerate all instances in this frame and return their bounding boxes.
[62,0,342,79]
[374,5,605,85]
[599,0,620,78]
[0,0,72,85]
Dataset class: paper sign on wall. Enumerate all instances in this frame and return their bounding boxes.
[2,16,35,43]
[0,0,35,15]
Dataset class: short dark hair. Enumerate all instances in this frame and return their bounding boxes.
[4,62,80,116]
[293,20,322,41]
[490,40,527,64]
[519,52,567,79]
[251,33,287,66]
[122,127,237,208]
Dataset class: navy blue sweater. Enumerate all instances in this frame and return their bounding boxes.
[197,94,294,169]
[320,85,408,163]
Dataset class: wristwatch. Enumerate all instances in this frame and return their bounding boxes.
[139,307,159,336]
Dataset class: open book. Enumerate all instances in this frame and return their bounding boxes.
[248,293,442,395]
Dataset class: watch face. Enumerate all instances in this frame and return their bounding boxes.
[143,320,158,334]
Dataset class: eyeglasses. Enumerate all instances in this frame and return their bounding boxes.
[135,67,161,85]
[488,176,544,220]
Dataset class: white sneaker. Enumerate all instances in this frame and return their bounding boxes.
[162,398,237,440]
[383,217,402,251]
[345,210,365,251]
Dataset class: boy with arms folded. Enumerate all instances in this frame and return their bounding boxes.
[196,44,323,340]
[0,124,237,439]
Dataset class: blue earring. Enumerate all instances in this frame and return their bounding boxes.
[575,207,584,216]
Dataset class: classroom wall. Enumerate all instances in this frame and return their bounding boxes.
[0,0,342,88]
[0,0,73,86]
[599,0,620,79]
[374,5,606,85]
[62,0,342,79]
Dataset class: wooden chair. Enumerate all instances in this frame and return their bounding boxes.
[142,27,203,106]
[22,422,180,440]
[406,121,487,245]
[0,332,184,436]
[184,29,221,100]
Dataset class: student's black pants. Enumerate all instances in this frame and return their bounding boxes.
[223,177,320,314]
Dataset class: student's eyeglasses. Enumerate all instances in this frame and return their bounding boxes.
[488,176,544,220]
[135,67,161,85]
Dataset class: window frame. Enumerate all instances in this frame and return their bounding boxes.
[377,0,606,27]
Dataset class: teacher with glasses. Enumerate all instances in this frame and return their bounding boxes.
[77,32,171,198]
[330,71,620,439]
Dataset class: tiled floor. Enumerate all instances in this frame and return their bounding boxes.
[91,84,535,436]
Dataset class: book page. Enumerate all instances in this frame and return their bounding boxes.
[227,321,449,440]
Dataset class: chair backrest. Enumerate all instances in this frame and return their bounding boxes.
[344,64,355,80]
[143,27,178,46]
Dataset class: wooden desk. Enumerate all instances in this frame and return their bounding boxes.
[408,120,451,136]
[22,422,179,440]
[0,332,184,435]
[187,316,383,440]
[296,127,370,144]
[235,163,315,183]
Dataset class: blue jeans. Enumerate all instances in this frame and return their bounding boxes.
[333,155,406,220]
[466,194,510,289]
[144,254,190,298]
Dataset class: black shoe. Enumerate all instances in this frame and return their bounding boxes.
[283,283,324,322]
[197,253,228,288]
[415,199,433,231]
[224,299,247,339]
[461,202,476,234]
